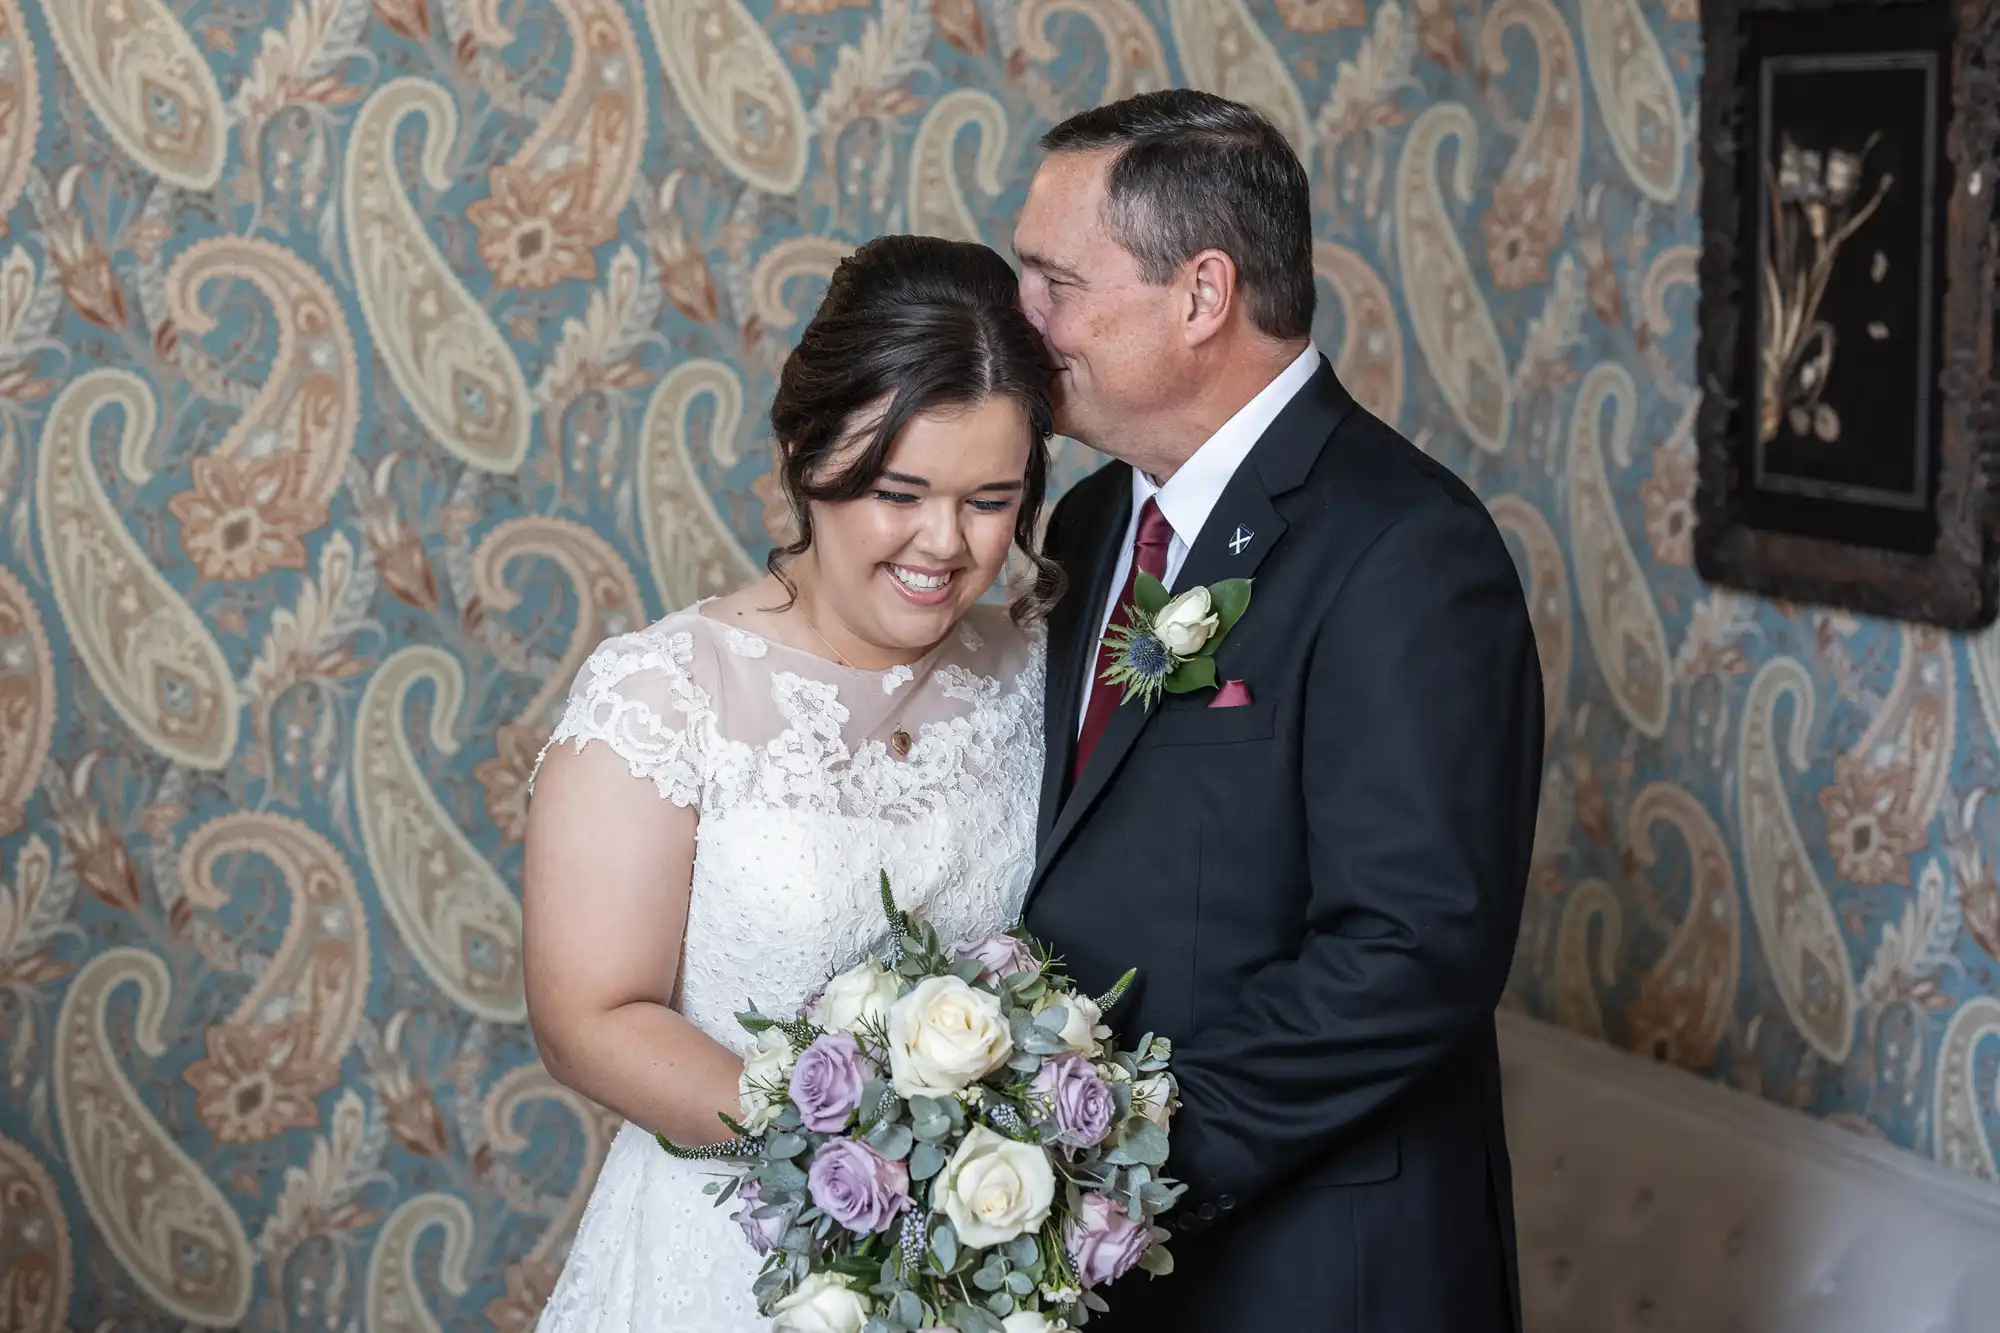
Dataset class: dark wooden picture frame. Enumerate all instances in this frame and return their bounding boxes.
[1696,0,2000,629]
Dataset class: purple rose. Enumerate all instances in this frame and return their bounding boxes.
[806,1137,911,1234]
[1031,1054,1114,1147]
[789,1032,871,1133]
[1065,1192,1150,1288]
[731,1180,787,1255]
[954,932,1038,984]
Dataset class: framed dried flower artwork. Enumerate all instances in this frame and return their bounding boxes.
[1696,0,2000,629]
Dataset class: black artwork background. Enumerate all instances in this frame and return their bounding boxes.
[1732,1,1954,555]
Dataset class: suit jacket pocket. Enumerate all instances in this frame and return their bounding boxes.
[1297,1119,1401,1188]
[1148,701,1276,746]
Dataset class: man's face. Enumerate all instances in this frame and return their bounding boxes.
[1013,150,1182,457]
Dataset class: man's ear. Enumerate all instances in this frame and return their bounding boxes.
[1184,250,1236,346]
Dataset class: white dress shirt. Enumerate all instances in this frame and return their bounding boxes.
[1076,342,1322,730]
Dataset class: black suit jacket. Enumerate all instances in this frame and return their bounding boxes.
[1024,362,1544,1333]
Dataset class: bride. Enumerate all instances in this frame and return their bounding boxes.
[522,234,1061,1330]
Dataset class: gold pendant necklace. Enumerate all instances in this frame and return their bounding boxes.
[796,596,855,669]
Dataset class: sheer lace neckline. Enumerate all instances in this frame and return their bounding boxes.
[693,598,973,687]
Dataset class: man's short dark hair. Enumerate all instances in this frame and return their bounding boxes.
[1039,89,1316,341]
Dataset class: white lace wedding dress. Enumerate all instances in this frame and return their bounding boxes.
[530,599,1045,1331]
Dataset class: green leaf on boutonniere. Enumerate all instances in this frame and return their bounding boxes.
[1207,577,1253,641]
[1162,655,1216,695]
[1133,571,1171,618]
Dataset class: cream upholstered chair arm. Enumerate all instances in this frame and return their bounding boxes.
[1498,1009,2000,1333]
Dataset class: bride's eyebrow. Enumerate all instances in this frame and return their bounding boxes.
[880,470,1023,493]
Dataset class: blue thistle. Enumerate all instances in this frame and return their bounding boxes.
[1099,612,1175,710]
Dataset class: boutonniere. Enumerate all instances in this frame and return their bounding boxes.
[1099,574,1252,709]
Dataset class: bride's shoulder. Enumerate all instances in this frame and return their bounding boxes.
[566,602,728,702]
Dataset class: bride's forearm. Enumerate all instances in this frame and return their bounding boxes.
[538,1001,746,1144]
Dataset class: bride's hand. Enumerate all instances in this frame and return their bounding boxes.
[522,738,747,1143]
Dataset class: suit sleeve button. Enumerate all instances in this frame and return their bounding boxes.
[1198,1202,1219,1221]
[1219,1195,1236,1211]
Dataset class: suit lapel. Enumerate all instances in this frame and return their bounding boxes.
[1029,359,1358,899]
[1038,468,1130,846]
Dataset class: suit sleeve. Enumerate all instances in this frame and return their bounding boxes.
[1162,496,1545,1217]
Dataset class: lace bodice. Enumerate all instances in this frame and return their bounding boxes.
[530,602,1044,1330]
[532,600,1045,1053]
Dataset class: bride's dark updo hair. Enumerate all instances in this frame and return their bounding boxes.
[768,234,1064,623]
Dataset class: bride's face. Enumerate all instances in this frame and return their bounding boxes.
[805,395,1031,659]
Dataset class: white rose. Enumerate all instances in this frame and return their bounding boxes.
[770,1272,870,1333]
[1133,1073,1176,1130]
[886,976,1013,1097]
[738,1027,796,1134]
[1002,1314,1067,1333]
[1153,586,1221,657]
[936,1124,1057,1247]
[1034,992,1107,1057]
[811,962,901,1034]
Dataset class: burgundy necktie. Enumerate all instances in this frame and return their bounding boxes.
[1074,498,1174,782]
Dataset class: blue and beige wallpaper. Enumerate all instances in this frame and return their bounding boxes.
[0,0,1997,1326]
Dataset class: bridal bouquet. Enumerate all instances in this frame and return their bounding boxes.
[659,873,1183,1333]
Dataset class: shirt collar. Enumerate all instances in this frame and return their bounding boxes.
[1132,342,1322,547]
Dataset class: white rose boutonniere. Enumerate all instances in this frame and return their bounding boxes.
[1099,573,1252,709]
[769,1271,870,1333]
[886,975,1013,1096]
[1152,586,1222,656]
[936,1123,1058,1247]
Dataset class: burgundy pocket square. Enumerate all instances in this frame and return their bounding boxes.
[1208,679,1254,708]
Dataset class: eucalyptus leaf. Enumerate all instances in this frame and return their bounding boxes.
[910,1142,947,1181]
[911,1113,951,1143]
[765,1160,808,1193]
[894,1290,923,1327]
[949,955,988,984]
[1121,1117,1170,1166]
[1034,1001,1070,1033]
[931,1220,959,1271]
[1137,1244,1176,1277]
[949,1303,1004,1333]
[972,1265,1006,1293]
[1004,1237,1039,1269]
[763,1132,806,1160]
[986,1291,1016,1317]
[1005,1271,1036,1296]
[864,1319,897,1333]
[868,1122,915,1160]
[1018,1026,1070,1057]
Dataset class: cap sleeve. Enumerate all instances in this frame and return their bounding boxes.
[532,621,717,808]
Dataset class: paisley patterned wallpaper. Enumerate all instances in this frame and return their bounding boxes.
[1,0,1998,1327]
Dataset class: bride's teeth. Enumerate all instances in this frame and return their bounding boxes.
[891,566,950,592]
